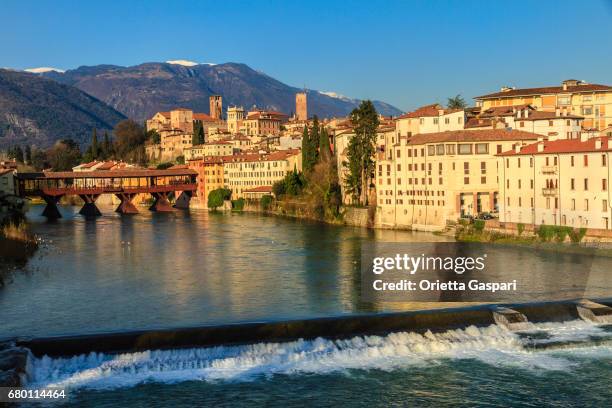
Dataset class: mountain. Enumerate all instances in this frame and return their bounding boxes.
[0,69,126,149]
[42,62,402,121]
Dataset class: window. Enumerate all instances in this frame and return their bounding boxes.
[433,118,439,125]
[558,96,570,105]
[436,144,445,155]
[396,149,401,158]
[458,117,463,124]
[604,200,608,212]
[446,144,456,155]
[464,177,470,185]
[464,162,470,175]
[419,118,424,125]
[571,178,575,190]
[520,121,525,128]
[603,154,607,166]
[475,143,489,154]
[480,162,486,173]
[603,179,608,191]
[445,118,450,124]
[571,156,575,166]
[548,120,553,127]
[584,178,589,190]
[572,199,576,210]
[584,155,588,166]
[585,199,589,211]
[428,145,436,156]
[583,95,592,102]
[458,144,472,154]
[497,145,502,154]
[582,106,593,115]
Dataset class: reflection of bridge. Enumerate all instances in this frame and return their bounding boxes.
[16,169,197,218]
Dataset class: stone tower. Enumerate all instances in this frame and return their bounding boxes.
[209,95,222,120]
[296,92,307,121]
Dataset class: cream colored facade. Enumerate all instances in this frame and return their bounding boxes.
[243,111,285,136]
[227,106,246,135]
[498,136,612,231]
[376,129,540,229]
[223,150,301,198]
[395,104,465,138]
[475,80,612,130]
[184,141,234,160]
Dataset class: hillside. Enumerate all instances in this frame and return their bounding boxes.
[0,69,126,149]
[43,62,402,121]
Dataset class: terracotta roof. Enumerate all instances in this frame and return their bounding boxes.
[396,104,463,120]
[193,113,216,122]
[499,137,612,156]
[475,83,612,99]
[407,129,540,145]
[244,186,273,193]
[16,168,197,180]
[464,118,496,129]
[514,110,583,121]
[479,105,532,117]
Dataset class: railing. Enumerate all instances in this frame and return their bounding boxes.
[541,166,557,174]
[21,183,197,197]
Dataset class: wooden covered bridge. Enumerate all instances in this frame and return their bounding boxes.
[15,168,198,218]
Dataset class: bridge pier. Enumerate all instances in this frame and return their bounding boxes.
[115,193,139,214]
[149,192,174,212]
[174,191,192,209]
[78,194,101,217]
[41,194,63,219]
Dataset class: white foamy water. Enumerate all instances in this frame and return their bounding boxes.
[27,321,612,391]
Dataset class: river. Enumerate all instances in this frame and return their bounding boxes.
[2,205,611,407]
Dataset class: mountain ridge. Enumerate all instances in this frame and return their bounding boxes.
[0,69,126,149]
[41,62,402,121]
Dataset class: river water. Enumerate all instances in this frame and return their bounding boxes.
[2,205,611,407]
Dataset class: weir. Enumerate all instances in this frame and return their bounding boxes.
[575,299,612,324]
[11,298,612,358]
[491,306,530,330]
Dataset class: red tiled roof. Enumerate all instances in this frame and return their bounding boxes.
[407,129,540,145]
[244,186,273,193]
[499,137,612,156]
[193,113,216,122]
[514,110,583,121]
[475,83,612,99]
[396,104,463,120]
[17,168,197,179]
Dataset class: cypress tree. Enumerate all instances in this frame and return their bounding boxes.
[319,127,331,161]
[24,145,32,164]
[301,125,311,172]
[91,128,99,159]
[309,116,320,165]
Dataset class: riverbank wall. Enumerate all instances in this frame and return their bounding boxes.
[10,298,612,359]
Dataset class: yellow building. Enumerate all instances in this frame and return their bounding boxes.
[223,149,301,198]
[475,80,612,130]
[184,140,234,160]
[242,110,288,136]
[376,129,540,230]
[187,156,225,208]
[498,135,612,232]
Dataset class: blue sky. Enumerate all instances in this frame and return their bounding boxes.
[2,0,611,112]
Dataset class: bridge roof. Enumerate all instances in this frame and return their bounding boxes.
[16,168,197,180]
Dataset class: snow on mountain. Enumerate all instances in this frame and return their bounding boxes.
[24,67,66,74]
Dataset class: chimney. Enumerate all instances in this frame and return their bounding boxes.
[595,139,602,150]
[580,132,589,142]
[537,142,545,153]
[514,144,521,153]
[555,108,560,116]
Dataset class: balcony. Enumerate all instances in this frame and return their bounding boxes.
[541,166,557,174]
[542,187,559,196]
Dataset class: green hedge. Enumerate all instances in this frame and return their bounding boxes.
[261,195,273,210]
[231,198,245,211]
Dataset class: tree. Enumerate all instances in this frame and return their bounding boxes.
[207,187,232,210]
[47,139,82,171]
[319,127,331,162]
[176,155,185,165]
[192,122,204,145]
[301,125,312,172]
[24,145,32,164]
[30,147,47,170]
[113,119,146,162]
[309,116,320,165]
[101,131,113,159]
[447,94,467,109]
[91,128,99,159]
[345,100,379,206]
[8,146,24,163]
